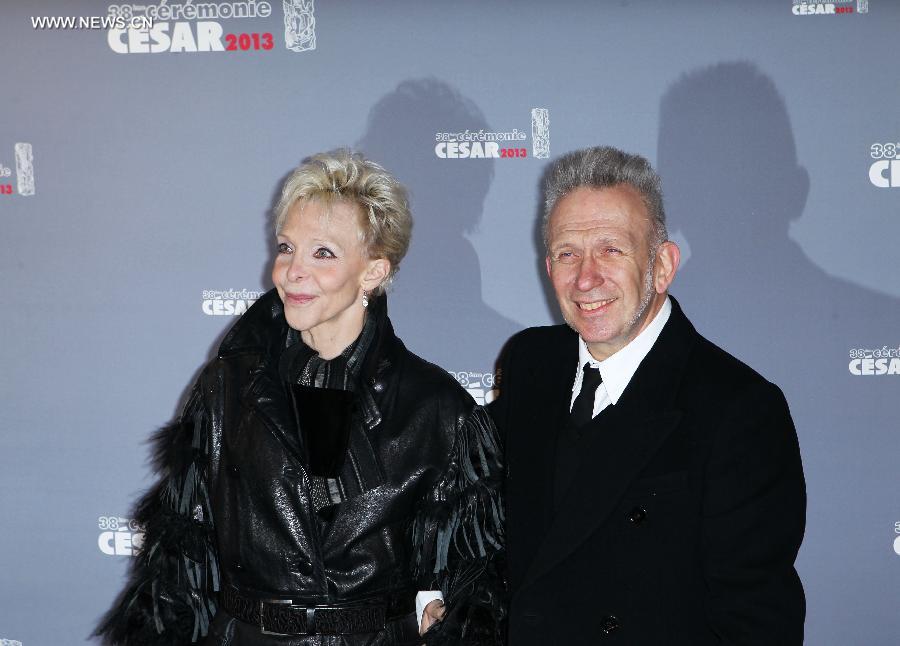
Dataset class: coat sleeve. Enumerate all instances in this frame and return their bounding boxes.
[411,405,507,645]
[94,380,221,645]
[486,332,517,446]
[703,381,806,644]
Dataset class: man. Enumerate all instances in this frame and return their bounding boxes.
[490,146,805,645]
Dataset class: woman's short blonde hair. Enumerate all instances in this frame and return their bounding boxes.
[274,149,412,294]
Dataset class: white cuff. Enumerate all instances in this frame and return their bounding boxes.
[415,590,444,630]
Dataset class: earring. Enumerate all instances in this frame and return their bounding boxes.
[362,290,369,308]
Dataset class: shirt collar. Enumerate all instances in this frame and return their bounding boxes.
[577,296,671,405]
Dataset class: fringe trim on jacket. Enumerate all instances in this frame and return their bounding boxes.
[94,384,220,645]
[411,406,507,645]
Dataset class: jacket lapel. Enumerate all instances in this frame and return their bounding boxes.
[238,299,398,490]
[218,289,310,467]
[243,360,308,466]
[518,298,696,591]
[520,408,682,590]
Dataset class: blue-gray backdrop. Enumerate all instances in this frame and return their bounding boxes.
[1,1,898,644]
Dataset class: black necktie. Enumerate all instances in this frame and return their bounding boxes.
[570,364,603,427]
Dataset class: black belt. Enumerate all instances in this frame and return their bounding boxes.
[221,584,412,636]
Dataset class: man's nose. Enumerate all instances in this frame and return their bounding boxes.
[575,255,604,292]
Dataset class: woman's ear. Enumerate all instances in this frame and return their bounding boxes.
[361,257,390,292]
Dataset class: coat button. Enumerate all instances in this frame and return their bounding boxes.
[600,615,620,635]
[628,506,647,525]
[229,464,240,477]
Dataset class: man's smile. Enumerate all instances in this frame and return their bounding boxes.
[577,297,616,312]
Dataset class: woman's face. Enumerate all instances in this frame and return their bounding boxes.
[272,198,386,352]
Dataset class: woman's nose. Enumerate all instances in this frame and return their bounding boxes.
[286,254,307,281]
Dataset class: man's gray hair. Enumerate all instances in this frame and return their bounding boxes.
[542,146,667,250]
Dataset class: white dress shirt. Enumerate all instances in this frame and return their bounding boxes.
[570,297,672,416]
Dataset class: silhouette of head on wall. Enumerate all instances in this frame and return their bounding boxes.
[658,62,808,255]
[353,79,518,371]
[357,78,495,241]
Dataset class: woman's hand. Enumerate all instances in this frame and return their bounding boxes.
[418,599,446,635]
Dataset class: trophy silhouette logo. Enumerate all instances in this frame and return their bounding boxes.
[283,0,316,52]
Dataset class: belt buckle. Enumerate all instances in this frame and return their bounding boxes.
[259,598,293,636]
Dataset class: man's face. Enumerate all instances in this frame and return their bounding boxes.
[545,184,678,361]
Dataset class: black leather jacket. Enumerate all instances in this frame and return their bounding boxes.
[96,290,505,645]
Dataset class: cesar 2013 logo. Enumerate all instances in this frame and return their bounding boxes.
[106,0,316,54]
[433,109,550,161]
[869,142,900,188]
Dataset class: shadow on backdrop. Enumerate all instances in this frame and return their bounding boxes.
[534,164,567,328]
[658,61,900,644]
[357,78,519,376]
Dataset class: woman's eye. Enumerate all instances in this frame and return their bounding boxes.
[313,247,335,259]
[277,242,292,254]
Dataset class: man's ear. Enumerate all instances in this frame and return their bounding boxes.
[362,257,391,292]
[545,255,552,278]
[653,241,680,294]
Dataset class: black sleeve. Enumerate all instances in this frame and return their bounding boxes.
[94,382,220,645]
[411,405,507,645]
[486,332,518,447]
[703,381,806,644]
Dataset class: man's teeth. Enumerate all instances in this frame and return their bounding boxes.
[580,298,615,311]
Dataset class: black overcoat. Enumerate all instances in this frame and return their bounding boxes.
[96,290,505,645]
[490,297,805,645]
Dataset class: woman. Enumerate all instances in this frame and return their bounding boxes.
[96,150,505,645]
